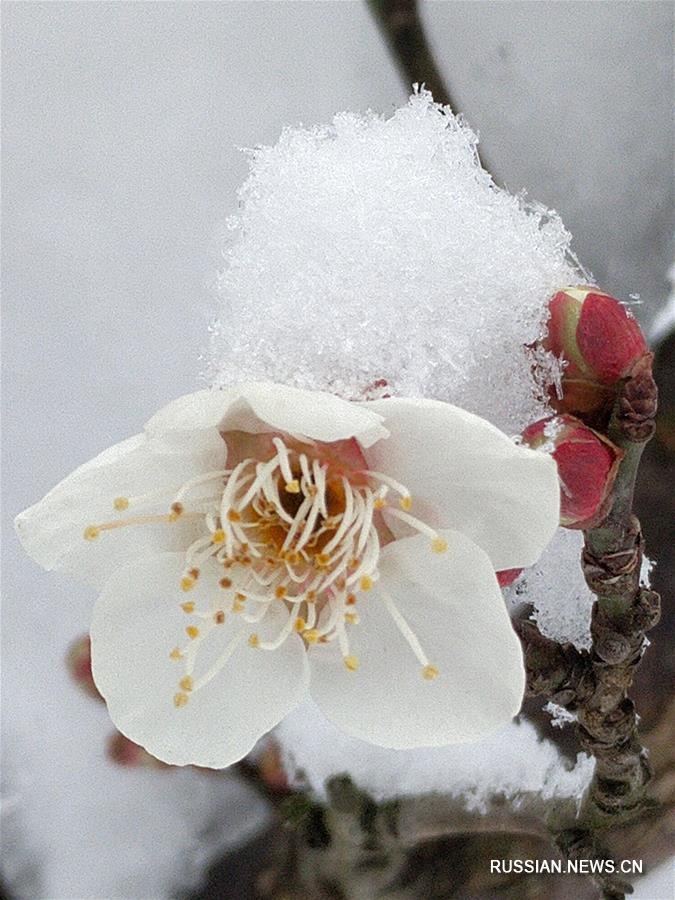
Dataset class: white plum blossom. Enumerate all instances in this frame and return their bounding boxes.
[16,382,560,768]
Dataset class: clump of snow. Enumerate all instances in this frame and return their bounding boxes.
[208,89,582,434]
[276,700,594,810]
[545,702,578,729]
[506,529,594,650]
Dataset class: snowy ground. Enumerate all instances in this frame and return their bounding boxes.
[2,3,672,897]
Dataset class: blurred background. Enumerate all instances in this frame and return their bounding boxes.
[2,2,673,898]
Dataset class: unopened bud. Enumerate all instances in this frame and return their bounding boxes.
[496,568,523,588]
[66,634,103,701]
[542,286,648,421]
[522,414,623,529]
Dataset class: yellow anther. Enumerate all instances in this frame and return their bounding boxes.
[373,497,387,510]
[285,479,301,494]
[422,664,439,681]
[169,502,184,521]
[294,617,306,633]
[431,537,448,554]
[303,628,320,644]
[180,576,196,592]
[306,590,317,603]
[179,675,194,692]
[347,557,360,571]
[227,508,241,522]
[219,577,232,589]
[180,601,195,614]
[232,599,245,614]
[344,655,359,672]
[83,525,100,541]
[185,625,200,640]
[399,495,413,511]
[212,529,225,544]
[169,646,182,662]
[214,610,226,625]
[315,553,330,568]
[285,550,301,565]
[275,586,288,600]
[344,612,360,625]
[113,497,129,511]
[359,575,374,592]
[173,692,189,708]
[248,633,260,648]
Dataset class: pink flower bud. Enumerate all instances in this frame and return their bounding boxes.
[496,568,523,588]
[66,634,103,701]
[522,415,623,529]
[543,287,648,420]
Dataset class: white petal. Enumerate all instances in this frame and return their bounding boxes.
[15,429,226,588]
[147,383,388,448]
[310,530,525,748]
[91,553,309,768]
[144,388,238,434]
[365,397,559,570]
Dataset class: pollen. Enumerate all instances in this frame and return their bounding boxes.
[431,537,448,554]
[83,525,100,541]
[344,655,359,672]
[180,601,195,614]
[169,502,184,521]
[274,586,288,600]
[214,610,226,624]
[227,508,241,522]
[359,575,374,592]
[212,529,225,544]
[399,495,413,511]
[180,576,196,592]
[113,496,129,511]
[173,692,189,708]
[303,628,320,644]
[185,625,200,640]
[285,479,300,493]
[169,646,182,661]
[422,664,439,681]
[294,617,306,632]
[179,675,194,692]
[248,633,260,648]
[219,577,232,589]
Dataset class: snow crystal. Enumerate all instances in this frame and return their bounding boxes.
[505,529,594,650]
[276,700,594,810]
[208,89,581,434]
[545,702,578,729]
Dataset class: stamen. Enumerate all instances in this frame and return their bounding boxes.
[179,675,194,692]
[113,497,129,511]
[173,692,189,708]
[185,625,200,640]
[344,655,359,671]
[380,591,431,670]
[169,647,182,661]
[180,601,195,614]
[214,611,226,625]
[422,664,439,681]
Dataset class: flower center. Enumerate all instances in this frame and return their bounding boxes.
[85,434,447,707]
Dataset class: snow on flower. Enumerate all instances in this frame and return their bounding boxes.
[16,382,559,768]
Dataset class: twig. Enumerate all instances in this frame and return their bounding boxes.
[517,355,660,897]
[367,0,453,107]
